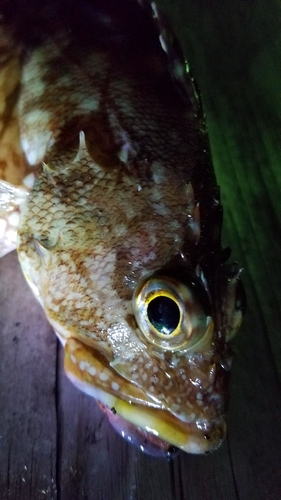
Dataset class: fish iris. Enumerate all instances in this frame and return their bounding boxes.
[147,296,180,335]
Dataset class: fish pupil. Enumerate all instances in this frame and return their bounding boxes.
[147,296,180,335]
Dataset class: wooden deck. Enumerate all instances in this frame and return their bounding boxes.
[1,0,281,498]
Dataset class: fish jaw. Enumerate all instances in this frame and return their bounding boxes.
[64,337,228,454]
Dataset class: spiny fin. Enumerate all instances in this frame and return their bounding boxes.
[34,232,61,259]
[34,239,51,261]
[0,211,18,257]
[0,180,29,257]
[42,161,56,174]
[73,131,89,163]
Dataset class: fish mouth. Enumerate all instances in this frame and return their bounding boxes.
[64,337,226,455]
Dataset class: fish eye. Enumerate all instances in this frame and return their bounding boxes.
[147,295,180,335]
[133,272,213,352]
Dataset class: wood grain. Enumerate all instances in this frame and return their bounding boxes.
[1,0,281,498]
[0,252,57,499]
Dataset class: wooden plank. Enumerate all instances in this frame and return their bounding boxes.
[209,93,281,498]
[157,1,281,498]
[0,251,57,500]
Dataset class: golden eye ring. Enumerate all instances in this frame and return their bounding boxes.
[132,272,213,352]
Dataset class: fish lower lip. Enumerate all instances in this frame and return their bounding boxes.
[97,401,179,458]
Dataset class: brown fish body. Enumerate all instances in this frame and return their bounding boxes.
[0,0,244,455]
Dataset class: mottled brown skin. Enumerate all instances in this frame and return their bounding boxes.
[0,0,243,454]
[0,28,30,185]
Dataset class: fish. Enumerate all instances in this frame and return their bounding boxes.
[0,0,245,456]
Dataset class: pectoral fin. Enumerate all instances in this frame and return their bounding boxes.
[0,180,29,256]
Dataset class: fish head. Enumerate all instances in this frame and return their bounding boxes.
[18,131,245,456]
